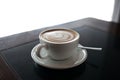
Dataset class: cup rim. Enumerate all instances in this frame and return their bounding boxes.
[39,28,80,44]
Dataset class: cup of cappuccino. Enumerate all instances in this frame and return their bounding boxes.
[37,28,80,60]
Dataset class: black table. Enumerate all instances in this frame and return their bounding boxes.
[0,18,120,80]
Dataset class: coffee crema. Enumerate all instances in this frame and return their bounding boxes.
[41,29,77,43]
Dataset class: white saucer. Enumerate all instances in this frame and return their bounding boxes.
[31,44,87,69]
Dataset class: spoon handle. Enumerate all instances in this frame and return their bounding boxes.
[78,45,102,51]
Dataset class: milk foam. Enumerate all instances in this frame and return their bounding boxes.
[42,29,77,43]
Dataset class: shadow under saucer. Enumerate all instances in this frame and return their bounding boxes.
[34,62,86,80]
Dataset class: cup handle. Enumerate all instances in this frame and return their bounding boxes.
[35,44,48,59]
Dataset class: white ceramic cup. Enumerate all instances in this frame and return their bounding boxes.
[37,28,80,60]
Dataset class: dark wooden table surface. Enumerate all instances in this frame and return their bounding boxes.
[0,18,120,80]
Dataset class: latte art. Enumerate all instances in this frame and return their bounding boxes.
[41,29,77,43]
